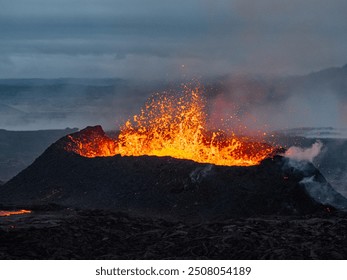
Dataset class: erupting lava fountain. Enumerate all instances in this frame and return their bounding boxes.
[66,85,277,166]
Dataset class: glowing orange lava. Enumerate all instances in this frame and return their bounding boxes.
[0,210,32,217]
[67,86,277,166]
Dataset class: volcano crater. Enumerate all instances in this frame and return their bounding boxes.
[1,126,346,222]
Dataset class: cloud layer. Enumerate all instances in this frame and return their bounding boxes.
[1,0,347,79]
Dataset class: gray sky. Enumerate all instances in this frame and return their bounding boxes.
[1,0,347,79]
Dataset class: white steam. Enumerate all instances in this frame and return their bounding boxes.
[300,176,331,205]
[283,141,347,209]
[300,175,347,209]
[284,141,323,162]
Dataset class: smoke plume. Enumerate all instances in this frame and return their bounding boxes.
[284,141,323,163]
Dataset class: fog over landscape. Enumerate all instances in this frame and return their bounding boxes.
[1,66,347,133]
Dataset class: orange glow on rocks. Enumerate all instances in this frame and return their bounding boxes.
[0,210,32,217]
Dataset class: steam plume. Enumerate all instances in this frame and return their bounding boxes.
[284,141,323,162]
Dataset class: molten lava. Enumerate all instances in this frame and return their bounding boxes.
[66,86,276,166]
[0,210,31,217]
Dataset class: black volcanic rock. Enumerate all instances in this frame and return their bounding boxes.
[0,126,346,221]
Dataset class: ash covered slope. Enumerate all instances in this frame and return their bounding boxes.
[0,126,346,220]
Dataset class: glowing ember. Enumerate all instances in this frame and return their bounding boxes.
[67,85,277,166]
[0,210,32,217]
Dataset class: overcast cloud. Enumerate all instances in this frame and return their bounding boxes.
[0,0,346,79]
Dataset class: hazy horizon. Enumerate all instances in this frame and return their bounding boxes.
[1,65,347,134]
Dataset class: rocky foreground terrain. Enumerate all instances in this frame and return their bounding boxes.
[0,208,346,259]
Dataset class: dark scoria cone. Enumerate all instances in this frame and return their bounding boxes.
[0,126,346,221]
